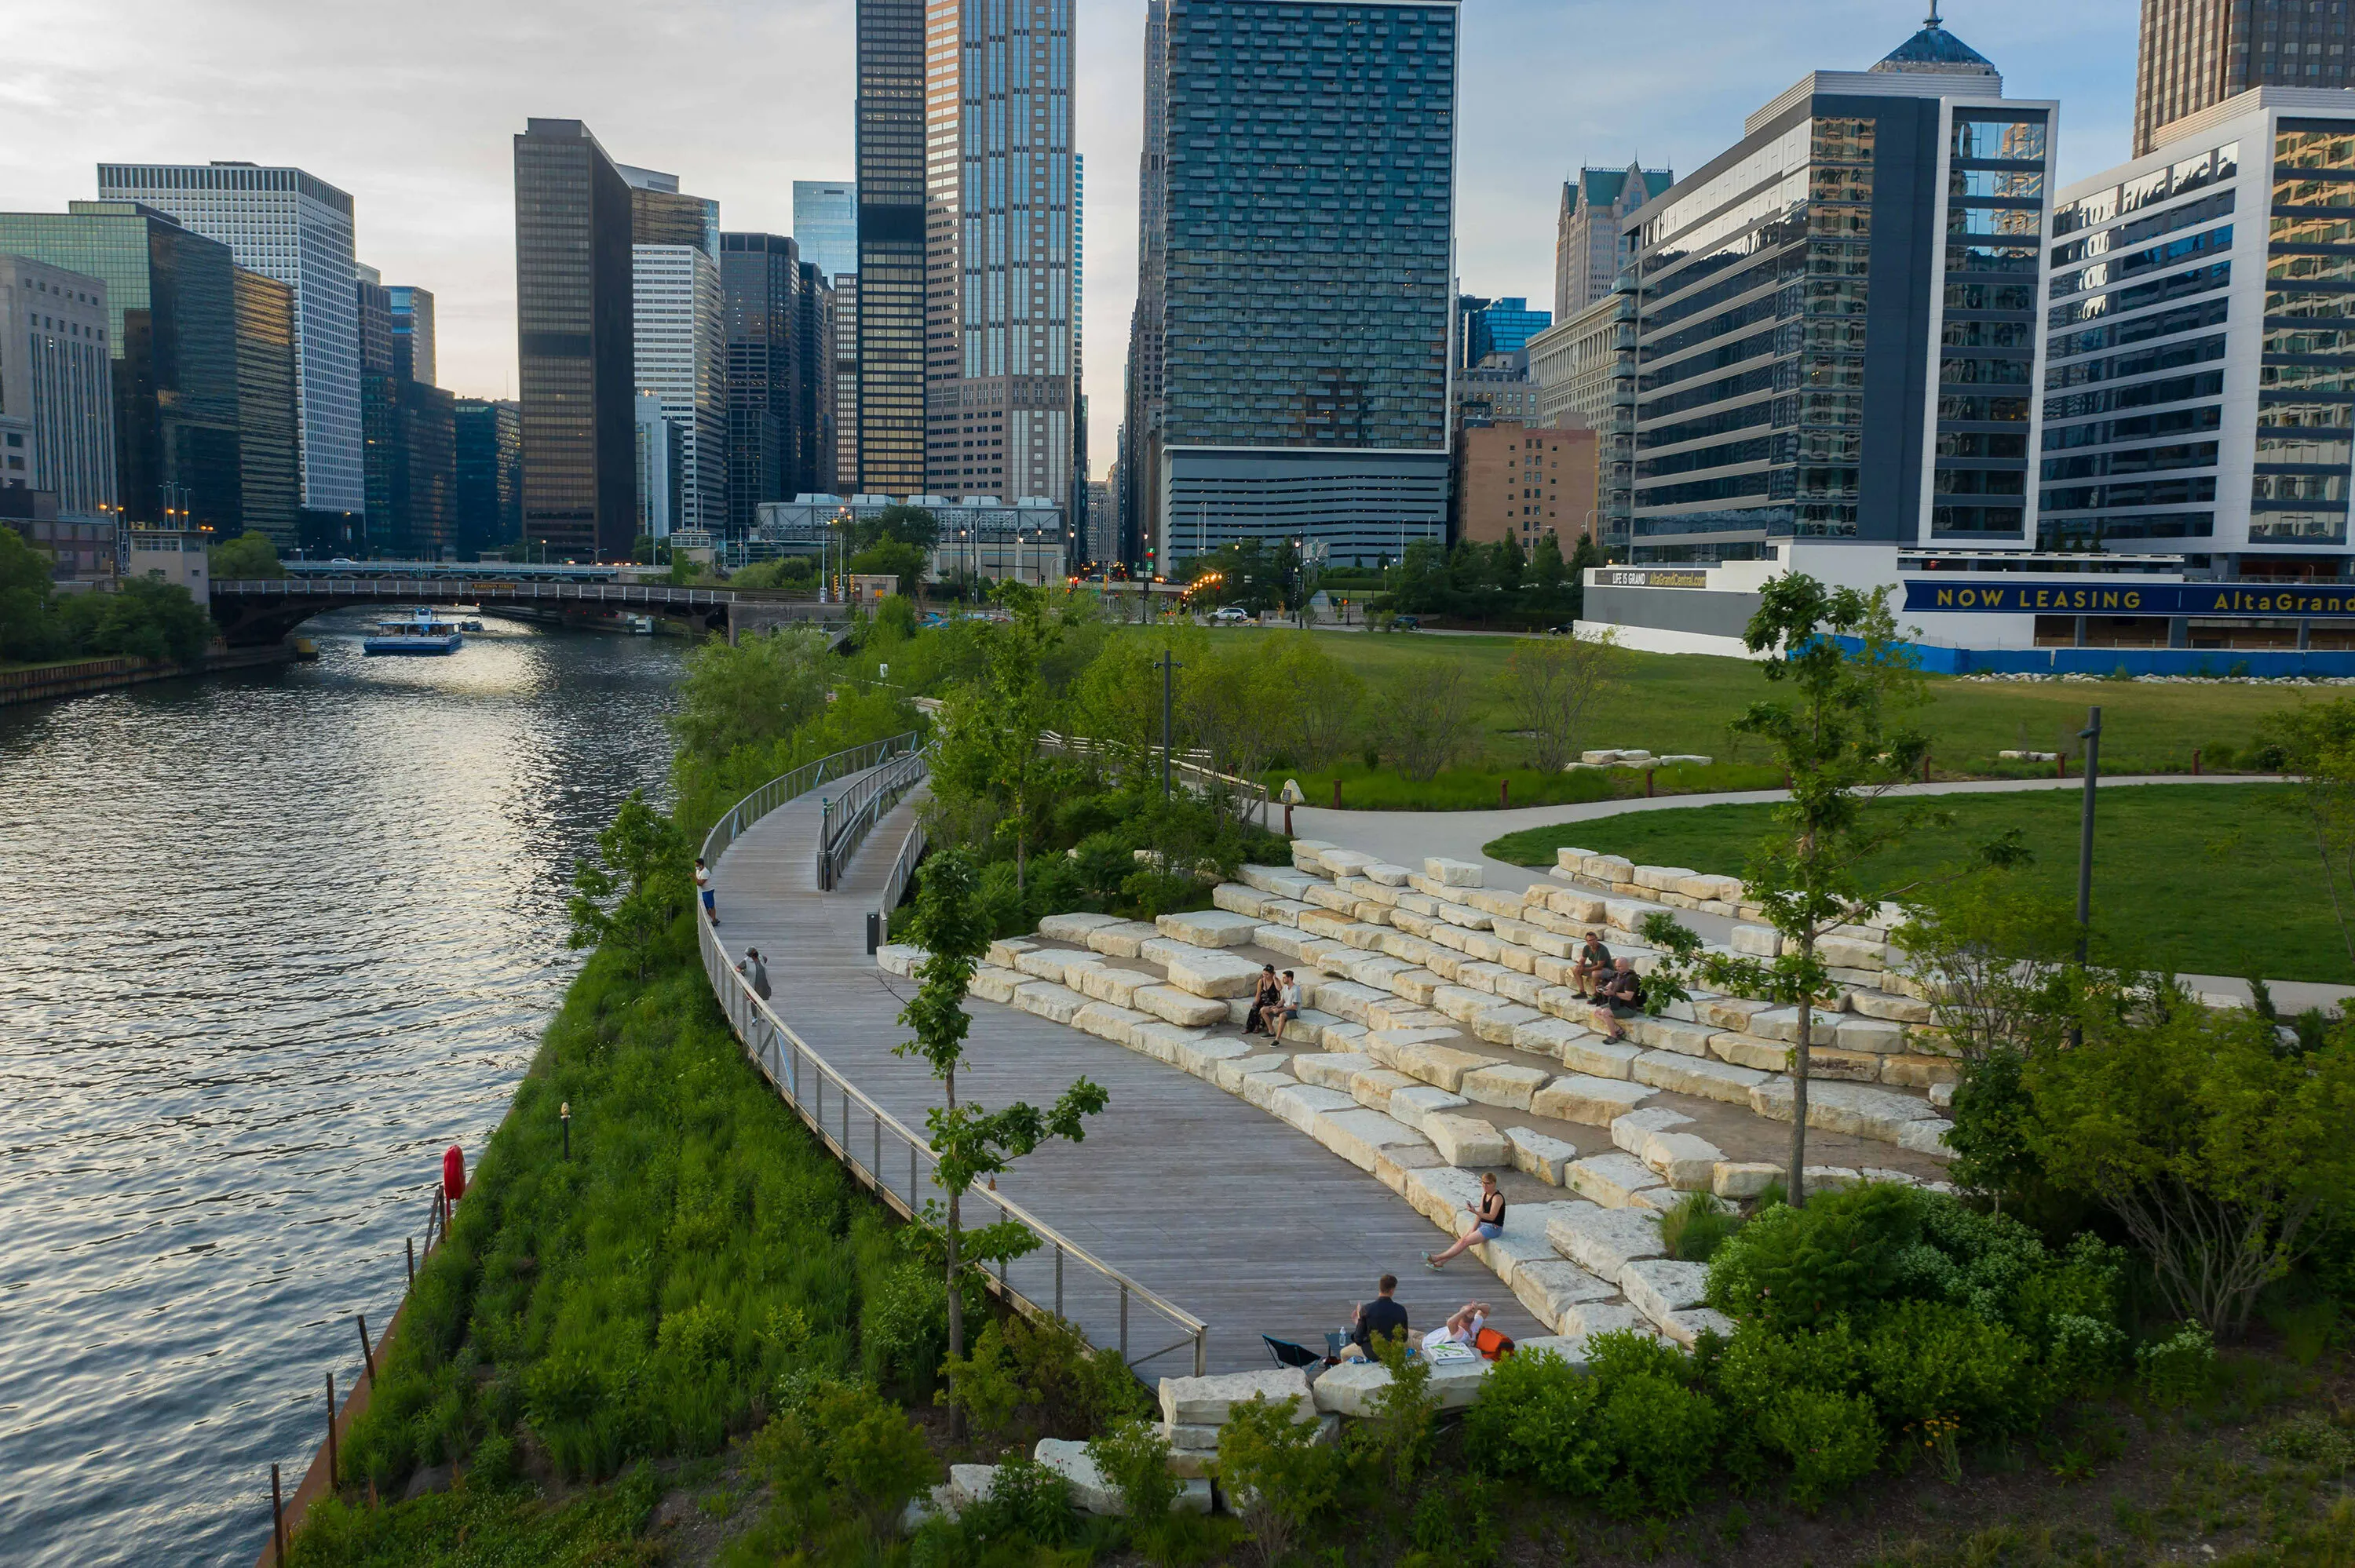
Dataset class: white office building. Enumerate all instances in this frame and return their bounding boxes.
[0,255,118,522]
[631,245,727,534]
[97,162,364,517]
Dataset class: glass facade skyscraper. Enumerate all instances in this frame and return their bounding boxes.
[512,119,637,559]
[97,162,365,522]
[1119,0,1170,568]
[1459,296,1551,367]
[2134,1,2355,159]
[720,232,805,531]
[0,201,242,533]
[791,182,859,282]
[388,286,435,385]
[857,0,929,494]
[231,264,300,544]
[455,397,522,555]
[1148,0,1459,567]
[1619,20,2054,560]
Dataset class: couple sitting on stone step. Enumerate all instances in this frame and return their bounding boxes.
[1243,964,1301,1041]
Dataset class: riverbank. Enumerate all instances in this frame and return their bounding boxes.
[0,643,296,707]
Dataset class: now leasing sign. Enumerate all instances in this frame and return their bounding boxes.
[1902,581,2355,618]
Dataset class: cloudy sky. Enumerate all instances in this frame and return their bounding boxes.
[3,1,2141,478]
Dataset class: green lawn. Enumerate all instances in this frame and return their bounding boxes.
[1483,782,2355,986]
[1181,625,2327,780]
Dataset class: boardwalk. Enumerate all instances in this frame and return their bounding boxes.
[709,773,1543,1375]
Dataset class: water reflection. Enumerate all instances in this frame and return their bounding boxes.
[0,613,684,1566]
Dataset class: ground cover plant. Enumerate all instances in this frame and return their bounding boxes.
[1484,783,2353,983]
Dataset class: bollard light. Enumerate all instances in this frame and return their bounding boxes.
[560,1100,571,1160]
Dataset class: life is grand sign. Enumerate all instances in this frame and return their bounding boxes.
[1901,581,2355,617]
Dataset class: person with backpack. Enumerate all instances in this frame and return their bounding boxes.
[737,947,771,1002]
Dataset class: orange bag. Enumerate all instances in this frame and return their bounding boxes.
[1474,1326,1514,1361]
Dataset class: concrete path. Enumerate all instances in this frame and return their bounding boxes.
[710,774,1544,1374]
[1291,774,2352,1012]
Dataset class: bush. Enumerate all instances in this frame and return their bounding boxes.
[954,1456,1075,1547]
[1758,1386,1882,1508]
[1661,1191,1740,1263]
[2138,1322,2217,1409]
[1861,1300,2042,1436]
[933,1319,1035,1439]
[1001,1312,1150,1437]
[1597,1368,1722,1515]
[1462,1345,1611,1496]
[1088,1415,1181,1520]
[1348,1329,1440,1489]
[1216,1394,1340,1566]
[1705,1181,1926,1332]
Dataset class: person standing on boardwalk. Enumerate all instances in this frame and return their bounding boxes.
[738,947,771,1002]
[696,858,717,924]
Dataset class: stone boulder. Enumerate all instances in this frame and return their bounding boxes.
[1031,1439,1122,1515]
[1424,856,1484,887]
[1545,1205,1665,1284]
[1156,910,1266,949]
[1531,1074,1653,1125]
[1159,1367,1313,1427]
[1426,1113,1511,1168]
[1506,1126,1579,1185]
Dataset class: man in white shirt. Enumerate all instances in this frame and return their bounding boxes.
[1269,970,1302,1041]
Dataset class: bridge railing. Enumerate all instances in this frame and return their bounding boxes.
[213,577,821,611]
[816,747,929,891]
[696,739,1209,1380]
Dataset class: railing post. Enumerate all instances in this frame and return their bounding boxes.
[1056,1243,1064,1317]
[1196,1326,1207,1377]
[1120,1285,1130,1362]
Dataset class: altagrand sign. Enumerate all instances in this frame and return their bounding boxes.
[1901,581,2355,618]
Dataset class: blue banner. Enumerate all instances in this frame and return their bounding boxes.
[1902,580,2355,618]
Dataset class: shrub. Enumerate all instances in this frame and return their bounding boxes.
[1462,1345,1610,1496]
[1708,1316,1864,1425]
[860,1254,949,1399]
[2137,1322,2217,1409]
[1705,1182,1926,1331]
[1661,1191,1740,1263]
[1087,1415,1181,1520]
[934,1319,1035,1439]
[1597,1372,1722,1515]
[1348,1329,1440,1489]
[1758,1386,1882,1508]
[1861,1300,2041,1436]
[955,1456,1076,1547]
[1216,1394,1340,1566]
[1001,1312,1150,1436]
[1407,1474,1502,1567]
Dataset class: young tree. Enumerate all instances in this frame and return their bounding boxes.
[1531,532,1568,593]
[1637,575,1929,1206]
[565,790,690,983]
[669,626,834,775]
[895,848,1108,1438]
[929,581,1072,892]
[1890,865,2081,1069]
[2255,697,2355,969]
[207,530,284,580]
[1500,629,1623,773]
[1371,658,1474,781]
[0,525,60,662]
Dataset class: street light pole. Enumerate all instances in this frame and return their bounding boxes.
[2075,706,2102,965]
[1159,650,1181,798]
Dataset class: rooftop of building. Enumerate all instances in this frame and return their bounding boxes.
[1871,4,1998,77]
[1565,165,1675,213]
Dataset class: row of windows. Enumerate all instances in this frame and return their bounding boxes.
[2050,295,2229,360]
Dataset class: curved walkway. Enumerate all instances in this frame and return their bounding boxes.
[709,778,1543,1375]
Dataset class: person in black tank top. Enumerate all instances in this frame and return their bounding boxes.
[1425,1171,1506,1271]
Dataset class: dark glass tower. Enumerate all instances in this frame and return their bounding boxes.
[1121,0,1169,567]
[388,286,435,385]
[0,200,242,532]
[513,119,636,559]
[232,265,301,545]
[455,398,523,556]
[798,261,834,493]
[2135,0,2355,158]
[856,0,927,494]
[719,232,802,531]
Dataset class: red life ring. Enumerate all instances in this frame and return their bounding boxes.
[443,1144,466,1205]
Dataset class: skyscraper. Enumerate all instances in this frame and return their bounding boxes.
[512,119,637,558]
[231,265,300,543]
[1458,296,1550,369]
[625,166,727,536]
[388,285,435,385]
[924,0,1079,506]
[833,272,860,487]
[1145,0,1459,567]
[1119,0,1170,567]
[0,201,242,532]
[358,261,455,555]
[0,256,117,523]
[799,261,836,492]
[719,232,804,531]
[856,0,928,493]
[1554,165,1674,321]
[454,397,522,555]
[2134,0,2355,157]
[97,161,365,523]
[792,181,859,280]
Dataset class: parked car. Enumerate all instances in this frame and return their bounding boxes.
[1389,614,1421,631]
[1210,605,1253,625]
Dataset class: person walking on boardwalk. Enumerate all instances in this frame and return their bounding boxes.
[738,947,771,1002]
[696,858,717,924]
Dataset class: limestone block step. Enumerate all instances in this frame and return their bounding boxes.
[1074,965,1145,1009]
[1897,1119,1956,1161]
[1507,1126,1579,1185]
[1642,1132,1725,1190]
[1545,1205,1666,1285]
[1177,1034,1256,1079]
[1626,1015,1717,1058]
[1258,898,1316,927]
[1014,947,1083,983]
[1296,909,1367,945]
[1805,1166,1862,1192]
[1073,1001,1150,1048]
[1364,861,1415,887]
[988,938,1036,969]
[1424,856,1484,887]
[1302,881,1362,914]
[877,943,924,977]
[1134,984,1231,1028]
[1747,1005,1843,1046]
[1747,1078,1939,1145]
[1144,940,1265,998]
[1619,1258,1710,1333]
[1849,989,1935,1025]
[1031,1438,1124,1515]
[1455,961,1515,994]
[1729,924,1781,958]
[1532,1074,1653,1125]
[1882,1054,1960,1088]
[1513,1016,1595,1062]
[1239,863,1318,901]
[1293,1052,1376,1091]
[1712,1160,1782,1198]
[1350,1067,1418,1113]
[1469,1002,1545,1046]
[1510,1256,1618,1333]
[1707,1031,1794,1073]
[1835,1015,1908,1053]
[1929,1080,1955,1111]
[1329,952,1411,990]
[1320,848,1378,879]
[1387,1084,1472,1132]
[1211,883,1270,921]
[1036,911,1119,944]
[971,965,1022,1004]
[1269,1082,1356,1135]
[1250,924,1325,963]
[1129,1021,1203,1067]
[1566,1150,1667,1208]
[1693,995,1774,1033]
[1561,1300,1660,1340]
[1312,1107,1430,1172]
[1401,1165,1489,1229]
[1426,1113,1510,1168]
[1660,1307,1739,1347]
[1213,1052,1290,1093]
[1817,935,1887,972]
[1559,1034,1645,1080]
[1238,1070,1298,1111]
[1460,1061,1552,1110]
[1083,920,1162,959]
[1469,1198,1590,1287]
[1278,1008,1347,1050]
[1634,1050,1769,1104]
[1160,1367,1313,1427]
[1798,1046,1889,1082]
[1307,979,1389,1023]
[1608,1106,1694,1154]
[1371,1035,1495,1094]
[1288,840,1341,873]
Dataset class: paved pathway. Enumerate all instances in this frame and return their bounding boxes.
[1292,773,2350,1011]
[710,774,1543,1376]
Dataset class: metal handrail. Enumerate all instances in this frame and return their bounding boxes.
[878,814,929,923]
[1039,728,1271,824]
[697,742,1209,1378]
[210,578,853,614]
[816,747,929,890]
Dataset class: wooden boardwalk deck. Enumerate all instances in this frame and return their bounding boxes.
[710,776,1543,1376]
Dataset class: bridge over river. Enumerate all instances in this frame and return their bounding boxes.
[209,568,848,647]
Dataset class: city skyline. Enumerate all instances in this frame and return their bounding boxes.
[5,2,2143,480]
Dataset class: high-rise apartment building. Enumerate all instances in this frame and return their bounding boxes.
[230,265,300,543]
[1616,16,2054,562]
[1119,0,1170,568]
[1458,296,1551,368]
[2134,0,2355,159]
[792,181,860,280]
[1554,165,1674,321]
[857,0,929,492]
[512,119,637,558]
[923,0,1078,506]
[388,286,434,385]
[720,232,805,531]
[624,166,726,535]
[0,202,242,531]
[454,397,522,555]
[1145,0,1459,567]
[1455,422,1599,550]
[97,161,365,522]
[0,256,117,523]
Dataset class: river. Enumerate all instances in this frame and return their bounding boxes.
[0,612,688,1566]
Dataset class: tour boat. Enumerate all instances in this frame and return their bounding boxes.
[363,611,464,655]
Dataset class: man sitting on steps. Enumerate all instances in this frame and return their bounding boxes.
[1590,957,1644,1041]
[1343,1273,1409,1360]
[1570,930,1613,998]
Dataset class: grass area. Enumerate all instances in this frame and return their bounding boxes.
[1484,782,2354,985]
[1185,625,2325,781]
[1267,757,1786,811]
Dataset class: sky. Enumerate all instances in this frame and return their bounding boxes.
[2,1,2145,480]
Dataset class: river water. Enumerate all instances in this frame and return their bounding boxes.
[0,613,687,1566]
